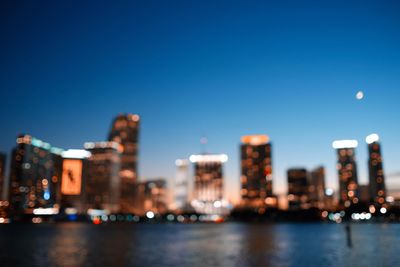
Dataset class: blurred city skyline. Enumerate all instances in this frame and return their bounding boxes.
[1,1,400,204]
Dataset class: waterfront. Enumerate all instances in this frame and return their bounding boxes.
[0,223,399,267]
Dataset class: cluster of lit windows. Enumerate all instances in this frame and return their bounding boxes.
[193,161,224,204]
[335,147,359,205]
[137,180,168,214]
[108,114,139,186]
[85,146,121,213]
[10,137,61,214]
[287,169,316,210]
[240,140,272,205]
[366,140,386,206]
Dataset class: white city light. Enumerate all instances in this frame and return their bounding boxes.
[84,142,123,152]
[366,134,379,144]
[65,208,78,215]
[332,140,358,149]
[386,196,394,203]
[189,154,228,163]
[213,201,222,208]
[87,209,109,216]
[33,207,59,215]
[325,188,334,196]
[146,211,155,219]
[62,149,91,159]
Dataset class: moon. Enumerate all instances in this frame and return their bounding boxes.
[356,91,364,100]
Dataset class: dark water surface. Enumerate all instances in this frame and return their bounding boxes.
[0,223,398,267]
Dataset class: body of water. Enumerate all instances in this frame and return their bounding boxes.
[0,223,398,267]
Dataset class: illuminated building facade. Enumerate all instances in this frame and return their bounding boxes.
[0,153,7,221]
[60,149,91,214]
[309,166,326,209]
[366,134,386,206]
[240,135,273,208]
[287,168,310,210]
[137,179,167,215]
[0,153,5,200]
[84,142,122,213]
[190,154,227,214]
[108,113,140,213]
[174,159,190,211]
[332,140,359,207]
[9,135,63,217]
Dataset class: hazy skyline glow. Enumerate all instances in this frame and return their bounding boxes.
[1,1,400,203]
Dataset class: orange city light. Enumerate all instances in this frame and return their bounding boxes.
[241,135,270,145]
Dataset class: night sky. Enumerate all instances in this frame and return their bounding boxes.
[1,1,400,203]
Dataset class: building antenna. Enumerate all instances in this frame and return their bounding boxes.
[200,135,208,154]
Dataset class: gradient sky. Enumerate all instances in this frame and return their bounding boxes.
[1,0,400,204]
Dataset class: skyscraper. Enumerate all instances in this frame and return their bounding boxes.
[332,140,359,207]
[240,135,273,208]
[0,153,7,221]
[137,179,168,215]
[309,166,326,209]
[0,153,6,200]
[287,168,310,210]
[108,114,140,213]
[189,154,227,214]
[173,159,190,211]
[84,142,122,214]
[9,135,63,218]
[366,134,386,206]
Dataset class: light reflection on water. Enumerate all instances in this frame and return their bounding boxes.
[0,223,399,267]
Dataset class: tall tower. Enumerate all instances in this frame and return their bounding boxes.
[0,153,8,221]
[108,114,140,181]
[366,134,386,206]
[287,168,310,210]
[174,159,189,211]
[240,135,273,208]
[309,166,326,209]
[189,154,227,214]
[332,140,359,207]
[108,114,140,213]
[0,153,6,200]
[84,142,122,213]
[9,135,63,218]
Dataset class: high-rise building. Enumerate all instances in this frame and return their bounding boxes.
[0,153,6,200]
[189,154,227,214]
[309,166,326,209]
[108,114,140,213]
[84,142,122,214]
[60,149,91,214]
[9,135,63,218]
[173,159,190,211]
[137,179,168,215]
[240,135,273,208]
[287,168,310,210]
[0,153,7,221]
[332,140,359,207]
[366,134,386,206]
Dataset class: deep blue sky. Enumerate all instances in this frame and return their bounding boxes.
[1,0,400,203]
